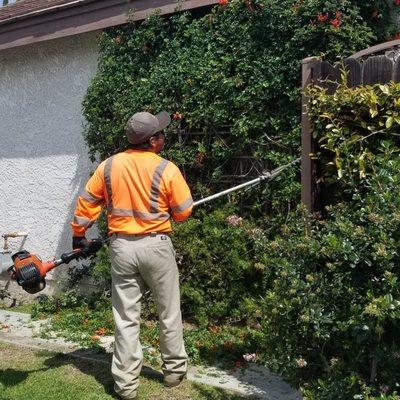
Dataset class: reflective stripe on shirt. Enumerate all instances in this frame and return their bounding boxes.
[104,156,114,212]
[80,189,102,204]
[110,208,170,220]
[171,197,194,213]
[74,215,93,228]
[149,159,169,213]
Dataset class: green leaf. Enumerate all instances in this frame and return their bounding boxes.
[379,85,390,95]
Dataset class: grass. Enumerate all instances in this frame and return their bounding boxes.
[0,342,249,400]
[25,294,255,370]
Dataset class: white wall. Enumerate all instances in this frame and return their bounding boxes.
[0,32,100,290]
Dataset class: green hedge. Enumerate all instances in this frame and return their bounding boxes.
[251,82,400,398]
[68,2,400,398]
[172,206,264,325]
[82,0,392,215]
[257,191,400,398]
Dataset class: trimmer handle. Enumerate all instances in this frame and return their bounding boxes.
[60,238,103,264]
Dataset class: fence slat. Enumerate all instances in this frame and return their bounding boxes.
[320,61,339,94]
[342,58,362,87]
[394,57,400,83]
[301,57,321,212]
[362,55,393,85]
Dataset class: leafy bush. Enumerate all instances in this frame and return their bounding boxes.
[70,204,267,325]
[173,205,264,325]
[82,0,391,215]
[257,187,400,397]
[307,81,400,204]
[249,83,400,398]
[56,3,400,398]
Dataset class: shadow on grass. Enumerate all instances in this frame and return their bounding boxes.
[0,368,43,387]
[0,349,164,399]
[43,350,165,398]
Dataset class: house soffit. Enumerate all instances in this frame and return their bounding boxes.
[0,0,95,24]
[0,0,218,51]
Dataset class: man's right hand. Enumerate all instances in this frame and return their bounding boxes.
[72,236,89,251]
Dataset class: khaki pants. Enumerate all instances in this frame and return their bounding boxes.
[109,233,188,399]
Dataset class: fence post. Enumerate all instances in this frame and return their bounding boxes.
[301,57,321,213]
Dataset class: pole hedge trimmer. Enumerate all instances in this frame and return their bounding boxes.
[2,157,300,295]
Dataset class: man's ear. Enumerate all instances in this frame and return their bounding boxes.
[149,136,157,148]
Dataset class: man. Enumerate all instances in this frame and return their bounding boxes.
[71,111,193,400]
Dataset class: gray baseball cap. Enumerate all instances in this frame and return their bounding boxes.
[126,111,171,144]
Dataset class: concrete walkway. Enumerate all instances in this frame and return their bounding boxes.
[0,309,302,400]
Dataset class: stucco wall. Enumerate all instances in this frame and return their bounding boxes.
[0,32,100,293]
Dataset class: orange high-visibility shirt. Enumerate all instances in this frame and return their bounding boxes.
[71,150,193,236]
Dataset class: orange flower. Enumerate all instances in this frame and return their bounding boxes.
[223,341,234,350]
[172,112,182,121]
[330,18,341,28]
[94,327,108,336]
[317,13,329,23]
[219,0,228,5]
[209,325,221,334]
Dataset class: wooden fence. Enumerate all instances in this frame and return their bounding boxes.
[301,39,400,212]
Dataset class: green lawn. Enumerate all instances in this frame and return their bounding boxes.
[0,342,248,400]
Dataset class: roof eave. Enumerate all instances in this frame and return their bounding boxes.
[0,0,218,52]
[0,0,95,27]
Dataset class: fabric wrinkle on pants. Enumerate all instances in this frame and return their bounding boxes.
[110,234,188,399]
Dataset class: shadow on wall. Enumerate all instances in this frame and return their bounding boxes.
[50,153,98,291]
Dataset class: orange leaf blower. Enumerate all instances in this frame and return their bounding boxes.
[8,239,103,294]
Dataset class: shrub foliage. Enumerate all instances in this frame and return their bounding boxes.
[82,0,392,214]
[259,82,400,398]
[65,2,400,398]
